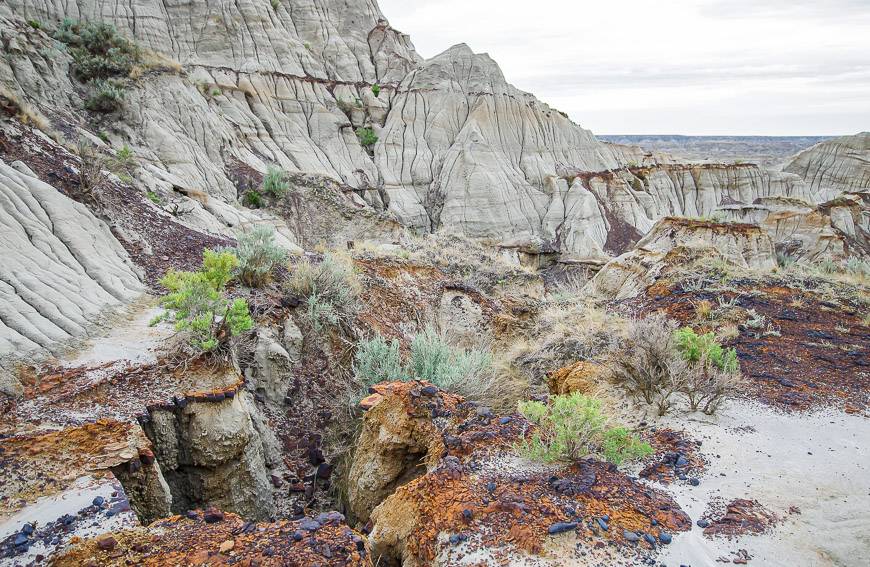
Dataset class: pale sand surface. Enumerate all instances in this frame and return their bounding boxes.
[657,400,870,567]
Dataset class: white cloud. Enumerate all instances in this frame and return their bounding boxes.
[377,0,870,135]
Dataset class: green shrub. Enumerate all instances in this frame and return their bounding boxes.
[242,189,263,208]
[84,79,125,112]
[516,393,651,465]
[262,166,288,197]
[356,127,378,147]
[845,257,870,278]
[601,427,654,465]
[154,250,253,353]
[28,19,42,30]
[409,327,491,391]
[226,226,288,288]
[352,327,493,400]
[610,314,689,415]
[371,84,381,97]
[674,327,739,373]
[354,334,403,390]
[108,144,136,177]
[146,190,161,204]
[53,19,139,82]
[288,253,360,333]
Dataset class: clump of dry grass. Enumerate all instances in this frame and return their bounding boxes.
[0,86,52,132]
[488,295,629,411]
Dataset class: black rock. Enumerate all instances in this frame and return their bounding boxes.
[650,519,658,526]
[13,533,28,546]
[601,514,610,522]
[696,519,710,528]
[299,518,321,531]
[21,523,34,535]
[643,533,656,545]
[659,532,672,544]
[186,510,198,520]
[92,496,105,508]
[486,481,496,493]
[203,509,225,523]
[421,385,439,396]
[688,478,700,486]
[498,416,512,425]
[675,455,688,467]
[316,511,345,525]
[292,531,303,542]
[316,462,334,480]
[548,522,578,535]
[597,518,609,531]
[462,509,473,521]
[449,534,461,545]
[623,530,640,543]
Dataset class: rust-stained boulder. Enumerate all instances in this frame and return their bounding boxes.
[347,382,456,522]
[547,361,604,395]
[348,382,691,566]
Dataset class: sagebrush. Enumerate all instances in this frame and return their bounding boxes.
[353,327,493,401]
[610,314,742,415]
[225,226,288,287]
[288,254,361,334]
[262,166,288,197]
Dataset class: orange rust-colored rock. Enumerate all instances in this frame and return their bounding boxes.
[354,384,691,566]
[347,381,459,522]
[0,420,158,518]
[52,511,371,566]
[547,361,603,395]
[703,499,780,538]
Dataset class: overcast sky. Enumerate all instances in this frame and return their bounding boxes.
[377,0,870,136]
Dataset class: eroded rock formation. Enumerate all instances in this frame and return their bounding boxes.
[784,132,870,197]
[589,217,777,300]
[348,382,691,566]
[0,159,141,358]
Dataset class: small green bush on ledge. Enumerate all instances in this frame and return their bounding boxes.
[356,127,378,147]
[262,166,289,197]
[151,250,253,353]
[516,393,652,465]
[54,19,140,82]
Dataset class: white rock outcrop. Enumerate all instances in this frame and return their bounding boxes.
[784,133,870,198]
[0,159,142,357]
[589,217,778,300]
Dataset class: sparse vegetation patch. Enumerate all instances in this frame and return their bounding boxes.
[151,250,253,353]
[516,393,652,465]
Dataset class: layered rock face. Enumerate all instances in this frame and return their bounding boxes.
[0,0,838,269]
[0,159,141,358]
[589,217,778,300]
[784,133,870,198]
